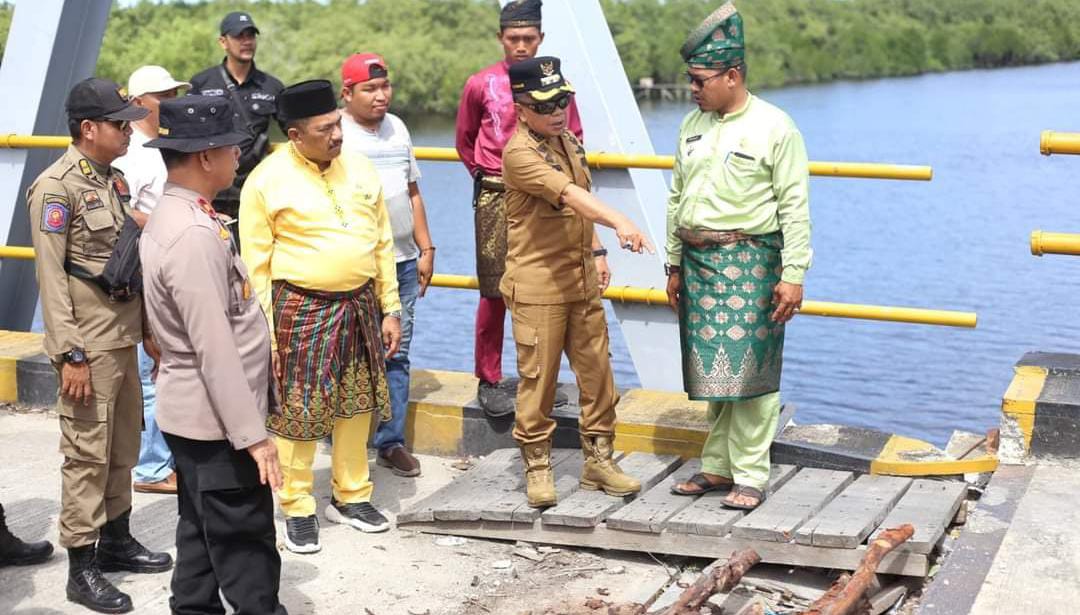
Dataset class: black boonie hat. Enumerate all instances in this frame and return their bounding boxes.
[501,0,542,28]
[277,80,338,123]
[509,56,574,102]
[220,11,260,36]
[65,78,150,122]
[144,96,249,153]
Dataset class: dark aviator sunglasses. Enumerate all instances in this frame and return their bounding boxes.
[525,94,572,115]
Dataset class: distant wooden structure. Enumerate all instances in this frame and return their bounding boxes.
[397,448,968,577]
[633,76,693,101]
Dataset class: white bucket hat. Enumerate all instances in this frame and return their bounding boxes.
[127,65,191,98]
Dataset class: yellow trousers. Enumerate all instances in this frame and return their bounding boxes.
[275,414,373,517]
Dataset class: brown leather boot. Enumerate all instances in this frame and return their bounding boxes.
[521,441,557,508]
[580,435,641,497]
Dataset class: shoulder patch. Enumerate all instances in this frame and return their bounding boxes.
[41,198,70,233]
[81,190,103,210]
[112,176,131,204]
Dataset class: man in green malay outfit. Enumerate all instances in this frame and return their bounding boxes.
[666,2,811,510]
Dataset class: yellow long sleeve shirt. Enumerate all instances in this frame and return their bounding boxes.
[240,143,401,347]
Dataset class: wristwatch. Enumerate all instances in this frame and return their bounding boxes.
[62,348,87,364]
[664,263,682,276]
[385,311,402,319]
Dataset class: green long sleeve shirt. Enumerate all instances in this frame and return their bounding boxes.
[665,93,812,284]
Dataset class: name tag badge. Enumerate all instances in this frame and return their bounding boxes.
[242,280,251,301]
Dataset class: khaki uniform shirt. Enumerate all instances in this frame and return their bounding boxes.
[27,145,142,358]
[140,184,275,450]
[500,123,599,304]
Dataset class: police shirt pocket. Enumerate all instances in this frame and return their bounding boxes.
[83,208,115,232]
[513,323,541,379]
[229,261,252,314]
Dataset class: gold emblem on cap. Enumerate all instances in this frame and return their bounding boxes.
[158,127,170,136]
[540,61,555,76]
[117,87,128,99]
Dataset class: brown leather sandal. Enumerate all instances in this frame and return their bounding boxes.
[721,484,764,510]
[670,472,734,496]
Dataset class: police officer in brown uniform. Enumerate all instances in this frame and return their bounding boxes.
[501,57,654,508]
[26,77,172,614]
[141,95,288,615]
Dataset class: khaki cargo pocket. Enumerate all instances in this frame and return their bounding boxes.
[59,415,109,464]
[513,323,540,379]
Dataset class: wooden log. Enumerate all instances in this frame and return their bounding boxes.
[802,524,915,615]
[658,548,761,615]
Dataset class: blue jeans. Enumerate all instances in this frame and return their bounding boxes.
[134,343,174,482]
[374,258,419,452]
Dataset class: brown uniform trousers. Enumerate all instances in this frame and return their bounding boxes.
[27,146,143,548]
[500,124,620,445]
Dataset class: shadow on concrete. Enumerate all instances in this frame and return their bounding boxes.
[0,497,63,614]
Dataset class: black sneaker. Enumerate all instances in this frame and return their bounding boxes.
[478,381,515,418]
[284,515,321,554]
[325,498,390,533]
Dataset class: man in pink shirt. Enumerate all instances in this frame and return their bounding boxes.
[456,0,586,417]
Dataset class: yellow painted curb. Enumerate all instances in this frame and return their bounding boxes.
[0,330,44,402]
[1001,365,1047,450]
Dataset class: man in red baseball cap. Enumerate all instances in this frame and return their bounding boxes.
[340,53,433,479]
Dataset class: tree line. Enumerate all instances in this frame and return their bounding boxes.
[0,0,1077,118]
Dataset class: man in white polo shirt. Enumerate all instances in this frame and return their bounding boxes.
[113,65,190,495]
[340,53,434,478]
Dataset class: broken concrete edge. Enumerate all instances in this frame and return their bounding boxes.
[1001,351,1080,461]
[0,328,997,475]
[915,464,1037,614]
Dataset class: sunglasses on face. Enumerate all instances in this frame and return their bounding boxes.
[685,71,725,88]
[525,94,572,115]
[95,118,130,132]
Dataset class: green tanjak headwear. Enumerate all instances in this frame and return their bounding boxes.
[680,2,745,70]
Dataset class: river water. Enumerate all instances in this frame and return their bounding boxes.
[407,61,1080,446]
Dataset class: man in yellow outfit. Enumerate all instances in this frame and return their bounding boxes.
[240,80,401,554]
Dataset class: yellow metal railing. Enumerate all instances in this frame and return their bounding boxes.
[432,274,975,328]
[1031,230,1080,257]
[0,134,933,181]
[1040,130,1080,156]
[0,250,976,327]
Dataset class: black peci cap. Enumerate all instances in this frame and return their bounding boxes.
[277,80,338,123]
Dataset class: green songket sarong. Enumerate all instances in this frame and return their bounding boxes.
[678,230,785,401]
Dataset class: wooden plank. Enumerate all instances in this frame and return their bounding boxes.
[542,452,681,528]
[664,465,799,537]
[433,449,584,522]
[397,448,519,524]
[606,459,703,533]
[398,519,930,577]
[871,479,967,554]
[794,474,913,548]
[480,449,585,523]
[731,468,855,543]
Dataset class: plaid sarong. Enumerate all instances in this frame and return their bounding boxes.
[473,175,507,298]
[678,231,785,401]
[268,281,391,441]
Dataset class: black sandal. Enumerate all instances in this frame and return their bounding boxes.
[670,472,734,496]
[721,484,764,510]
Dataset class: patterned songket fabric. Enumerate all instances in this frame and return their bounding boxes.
[678,231,784,401]
[268,281,391,441]
[474,179,508,298]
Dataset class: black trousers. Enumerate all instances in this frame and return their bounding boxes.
[164,433,287,615]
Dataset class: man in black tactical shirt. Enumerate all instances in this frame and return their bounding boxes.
[189,10,284,230]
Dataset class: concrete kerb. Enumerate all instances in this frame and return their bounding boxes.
[1001,351,1080,461]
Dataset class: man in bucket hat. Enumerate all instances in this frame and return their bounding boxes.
[140,95,288,614]
[26,77,173,613]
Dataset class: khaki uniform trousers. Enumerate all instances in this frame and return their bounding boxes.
[55,346,142,548]
[506,295,619,444]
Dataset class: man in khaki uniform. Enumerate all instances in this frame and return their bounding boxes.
[501,57,653,508]
[26,77,172,614]
[141,95,288,615]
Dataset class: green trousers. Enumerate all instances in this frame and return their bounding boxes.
[700,392,780,490]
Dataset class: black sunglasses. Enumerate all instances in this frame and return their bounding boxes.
[94,118,131,132]
[525,94,572,115]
